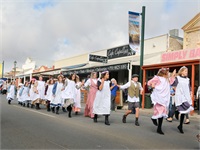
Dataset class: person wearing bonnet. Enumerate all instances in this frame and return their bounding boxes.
[148,67,176,135]
[171,66,194,134]
[93,71,111,125]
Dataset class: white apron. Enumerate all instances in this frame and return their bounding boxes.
[93,80,111,115]
[7,85,15,100]
[46,84,53,101]
[150,76,170,107]
[21,86,30,102]
[51,82,63,105]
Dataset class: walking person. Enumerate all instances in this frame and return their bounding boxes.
[45,79,54,112]
[29,78,36,108]
[33,75,46,110]
[120,74,143,126]
[17,83,24,106]
[172,66,194,134]
[84,72,98,118]
[110,78,118,111]
[166,86,176,122]
[93,71,111,125]
[62,73,77,118]
[20,81,31,107]
[148,68,176,135]
[51,75,64,114]
[73,75,83,115]
[6,81,16,104]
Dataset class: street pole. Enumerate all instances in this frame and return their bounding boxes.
[2,61,4,78]
[14,61,17,81]
[139,6,145,83]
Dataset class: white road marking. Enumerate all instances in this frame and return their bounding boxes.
[13,105,56,118]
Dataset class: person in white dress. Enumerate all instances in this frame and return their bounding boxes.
[45,79,54,112]
[29,78,36,108]
[171,66,194,134]
[73,75,83,115]
[120,74,143,126]
[17,83,24,106]
[62,73,77,118]
[51,75,64,114]
[6,81,16,104]
[20,81,31,107]
[33,75,46,110]
[93,71,111,125]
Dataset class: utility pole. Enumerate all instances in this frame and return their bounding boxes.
[14,61,17,80]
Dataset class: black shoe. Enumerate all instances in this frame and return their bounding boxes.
[157,129,164,135]
[122,115,126,123]
[135,120,140,126]
[94,114,97,123]
[23,103,25,107]
[75,112,78,115]
[62,107,67,112]
[151,118,158,126]
[177,125,184,134]
[31,104,34,108]
[52,107,55,113]
[27,103,30,108]
[105,115,110,125]
[8,100,11,104]
[56,107,59,114]
[68,111,72,118]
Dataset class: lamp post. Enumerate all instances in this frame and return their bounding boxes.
[14,61,17,80]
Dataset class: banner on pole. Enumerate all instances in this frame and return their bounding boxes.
[129,11,140,53]
[0,63,2,78]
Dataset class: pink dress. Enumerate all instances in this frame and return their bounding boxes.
[84,79,98,118]
[148,76,174,119]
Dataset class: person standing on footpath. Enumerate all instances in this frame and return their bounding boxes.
[172,66,194,134]
[93,71,111,125]
[84,72,98,118]
[110,78,118,111]
[148,68,176,135]
[119,74,143,126]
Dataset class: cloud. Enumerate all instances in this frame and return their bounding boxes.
[1,0,200,72]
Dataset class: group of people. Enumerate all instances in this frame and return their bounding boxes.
[4,66,196,135]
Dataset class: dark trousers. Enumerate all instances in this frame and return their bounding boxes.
[111,95,116,111]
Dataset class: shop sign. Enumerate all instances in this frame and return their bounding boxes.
[161,48,200,62]
[107,45,135,59]
[89,54,107,63]
[63,63,128,75]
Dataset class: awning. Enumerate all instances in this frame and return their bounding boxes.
[61,63,88,71]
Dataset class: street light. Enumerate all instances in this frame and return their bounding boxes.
[14,61,17,80]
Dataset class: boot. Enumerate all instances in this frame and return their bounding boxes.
[38,104,41,109]
[47,103,51,112]
[52,107,55,113]
[157,117,164,135]
[94,114,98,123]
[36,103,39,110]
[178,114,185,134]
[62,107,66,112]
[151,118,158,126]
[56,107,60,114]
[27,103,30,108]
[135,118,140,126]
[67,106,72,118]
[105,115,110,125]
[31,104,34,108]
[122,115,126,123]
[8,100,11,104]
[23,103,25,107]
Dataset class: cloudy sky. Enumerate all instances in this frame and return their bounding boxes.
[1,0,200,72]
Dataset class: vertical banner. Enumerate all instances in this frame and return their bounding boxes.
[0,63,2,78]
[129,11,140,53]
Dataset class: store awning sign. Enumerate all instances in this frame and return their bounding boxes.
[107,45,135,59]
[89,54,107,63]
[161,48,200,62]
[129,11,140,54]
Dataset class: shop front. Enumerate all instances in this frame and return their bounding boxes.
[142,48,200,114]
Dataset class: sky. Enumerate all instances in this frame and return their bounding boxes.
[1,0,200,72]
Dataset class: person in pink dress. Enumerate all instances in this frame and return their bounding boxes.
[148,68,176,135]
[84,72,98,118]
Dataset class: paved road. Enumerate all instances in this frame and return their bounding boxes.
[1,95,199,149]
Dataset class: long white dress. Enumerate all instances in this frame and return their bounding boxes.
[7,85,15,100]
[21,86,30,102]
[46,84,53,101]
[51,82,63,107]
[29,84,35,103]
[62,79,76,107]
[175,76,194,114]
[93,80,111,115]
[74,82,82,109]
